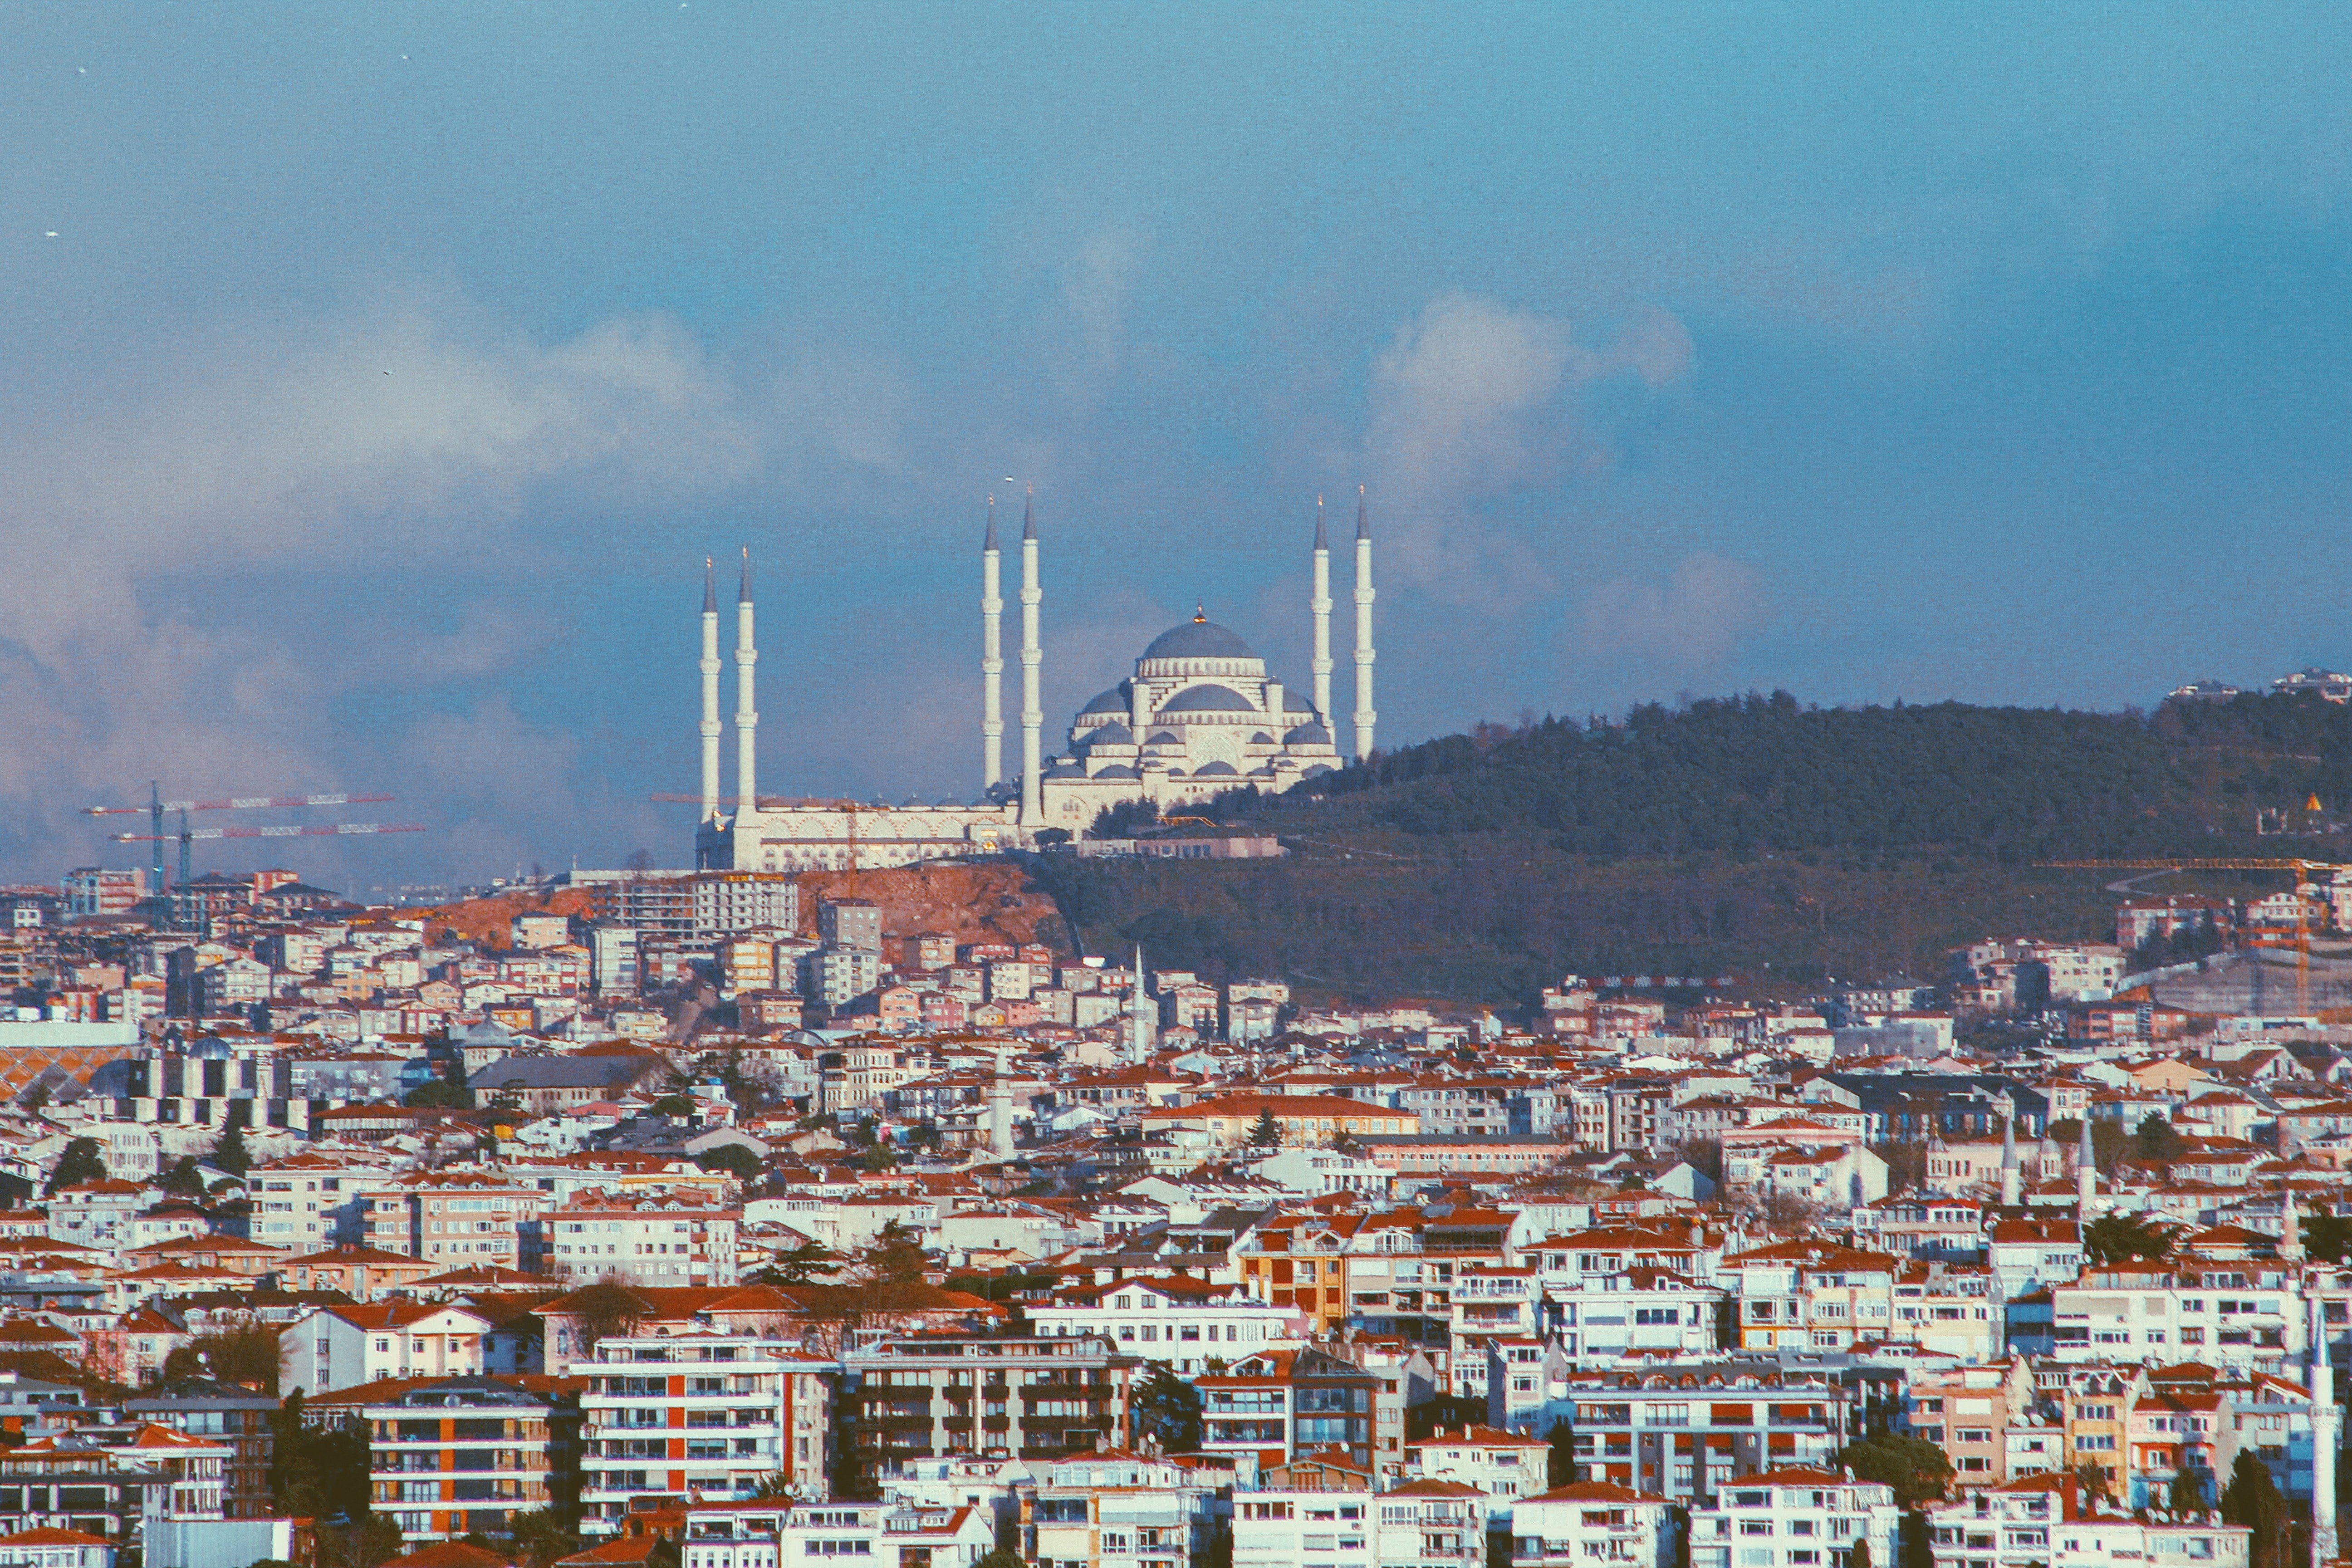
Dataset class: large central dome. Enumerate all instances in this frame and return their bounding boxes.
[1142,619,1254,661]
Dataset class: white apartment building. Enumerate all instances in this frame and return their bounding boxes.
[1547,1276,1727,1364]
[1925,1475,2250,1568]
[1027,1276,1310,1373]
[548,1189,743,1286]
[679,1499,994,1568]
[1406,1425,1551,1517]
[363,1172,548,1271]
[282,1301,493,1394]
[2048,1266,2303,1375]
[1230,1489,1376,1568]
[1509,1480,1676,1568]
[46,1181,155,1254]
[806,949,881,1008]
[1376,1481,1491,1568]
[1687,1467,1898,1568]
[578,1331,835,1530]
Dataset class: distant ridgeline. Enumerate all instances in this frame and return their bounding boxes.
[1300,690,2352,861]
[1037,690,2352,1004]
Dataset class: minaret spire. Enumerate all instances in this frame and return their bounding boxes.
[2076,1115,2097,1215]
[734,547,758,821]
[1351,485,1377,760]
[698,558,722,823]
[1999,1105,2020,1208]
[2281,1179,2305,1262]
[1310,495,1333,725]
[981,495,1005,790]
[1018,485,1044,828]
[1131,945,1155,1065]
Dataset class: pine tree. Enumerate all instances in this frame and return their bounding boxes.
[1248,1108,1280,1148]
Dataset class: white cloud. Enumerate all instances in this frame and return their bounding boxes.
[1578,553,1769,677]
[1361,291,1694,603]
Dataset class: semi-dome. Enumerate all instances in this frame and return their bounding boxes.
[1282,689,1317,712]
[1159,683,1254,714]
[1142,620,1254,661]
[1194,760,1239,777]
[1079,685,1129,715]
[1145,730,1182,746]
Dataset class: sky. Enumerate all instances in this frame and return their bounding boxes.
[3,3,2350,890]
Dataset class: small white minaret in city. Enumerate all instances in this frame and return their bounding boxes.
[1999,1107,2021,1208]
[987,1075,1014,1158]
[1130,944,1156,1064]
[980,496,1005,790]
[2282,1181,2306,1262]
[698,558,722,822]
[1351,486,1377,760]
[2076,1115,2098,1215]
[734,548,758,816]
[1310,495,1333,725]
[1019,488,1043,827]
[2312,1288,2339,1568]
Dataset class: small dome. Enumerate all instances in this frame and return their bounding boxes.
[1093,764,1140,780]
[1160,683,1254,714]
[1145,730,1182,746]
[1085,720,1135,747]
[934,799,961,808]
[1194,760,1239,777]
[1249,731,1274,744]
[1164,768,1188,778]
[1080,685,1129,715]
[1045,760,1087,779]
[1284,721,1333,746]
[1142,620,1254,661]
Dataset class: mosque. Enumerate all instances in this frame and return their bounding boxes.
[692,490,1377,868]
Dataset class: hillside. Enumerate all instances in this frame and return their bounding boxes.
[1033,691,2352,1009]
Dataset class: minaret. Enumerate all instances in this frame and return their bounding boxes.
[988,1075,1014,1158]
[698,558,721,822]
[2280,1181,2305,1262]
[734,548,758,818]
[2076,1116,2097,1215]
[1310,496,1333,724]
[1019,488,1044,827]
[980,497,1005,790]
[1351,486,1377,760]
[1999,1108,2021,1208]
[2312,1289,2339,1568]
[1130,945,1155,1064]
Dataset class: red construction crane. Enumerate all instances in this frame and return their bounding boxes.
[108,823,424,843]
[82,792,393,816]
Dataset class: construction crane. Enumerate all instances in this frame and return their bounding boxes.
[2036,858,2342,1015]
[83,786,396,902]
[110,818,422,926]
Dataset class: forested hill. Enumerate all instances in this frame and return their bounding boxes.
[1304,690,2352,862]
[1035,691,2352,1008]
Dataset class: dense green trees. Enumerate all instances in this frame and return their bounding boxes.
[1834,1434,1953,1507]
[2083,1213,2179,1265]
[1131,1365,1203,1450]
[46,1139,105,1193]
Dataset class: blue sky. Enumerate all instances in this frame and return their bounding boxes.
[2,3,2348,886]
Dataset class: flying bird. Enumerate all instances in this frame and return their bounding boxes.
[43,232,57,239]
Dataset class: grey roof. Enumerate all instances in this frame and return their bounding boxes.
[1087,721,1135,747]
[467,1054,664,1092]
[1080,685,1129,715]
[983,496,998,553]
[1313,497,1328,550]
[1285,721,1333,746]
[1283,689,1316,713]
[1142,621,1254,662]
[1159,683,1253,714]
[1249,731,1274,744]
[1145,730,1182,746]
[1194,760,1239,777]
[1093,764,1139,779]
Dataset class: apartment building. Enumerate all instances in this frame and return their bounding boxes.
[1925,1475,2249,1568]
[837,1333,1139,1495]
[362,1172,547,1271]
[1544,1363,1856,1507]
[1020,1450,1221,1568]
[1545,1275,1728,1364]
[1230,1487,1376,1568]
[1198,1347,1383,1475]
[280,1301,494,1395]
[1406,1425,1551,1516]
[1686,1467,1898,1568]
[310,1375,557,1544]
[1899,1357,2035,1490]
[1026,1275,1309,1373]
[577,1331,835,1530]
[2047,1264,2302,1375]
[547,1189,743,1286]
[1722,1242,1897,1353]
[681,1498,995,1568]
[1508,1480,1676,1568]
[1375,1480,1490,1568]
